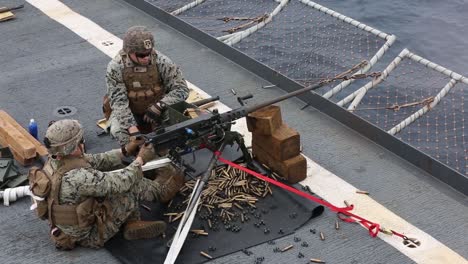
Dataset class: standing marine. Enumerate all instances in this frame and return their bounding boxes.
[103,25,189,151]
[28,119,184,250]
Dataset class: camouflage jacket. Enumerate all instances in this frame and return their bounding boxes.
[106,50,189,129]
[54,149,142,238]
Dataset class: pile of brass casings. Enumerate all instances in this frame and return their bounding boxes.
[167,165,280,227]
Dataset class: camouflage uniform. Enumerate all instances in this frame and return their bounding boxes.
[54,149,163,248]
[31,119,176,249]
[106,27,189,145]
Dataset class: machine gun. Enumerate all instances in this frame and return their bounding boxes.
[158,81,330,264]
[147,82,327,166]
[147,61,374,164]
[156,63,373,264]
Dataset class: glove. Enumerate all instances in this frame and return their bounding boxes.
[124,133,145,156]
[137,143,156,164]
[143,102,166,124]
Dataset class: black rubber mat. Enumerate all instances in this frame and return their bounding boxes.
[105,146,324,264]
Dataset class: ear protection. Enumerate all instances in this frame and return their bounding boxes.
[43,137,51,148]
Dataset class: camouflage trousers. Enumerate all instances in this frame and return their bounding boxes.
[77,165,182,248]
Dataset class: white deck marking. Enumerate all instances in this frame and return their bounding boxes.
[26,0,466,263]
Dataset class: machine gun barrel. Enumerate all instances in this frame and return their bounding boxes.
[246,80,326,113]
[191,96,220,107]
[148,79,331,150]
[219,80,328,123]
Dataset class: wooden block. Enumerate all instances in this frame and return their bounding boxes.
[0,118,36,159]
[186,88,204,103]
[197,101,216,110]
[3,144,35,166]
[0,11,15,22]
[253,143,307,183]
[0,110,48,156]
[246,105,282,135]
[252,124,300,161]
[0,133,35,165]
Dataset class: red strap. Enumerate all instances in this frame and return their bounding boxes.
[391,230,408,239]
[214,151,404,239]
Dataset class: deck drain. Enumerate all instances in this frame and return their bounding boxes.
[53,106,77,117]
[403,238,421,248]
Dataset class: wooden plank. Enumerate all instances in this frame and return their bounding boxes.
[246,105,282,135]
[252,124,300,161]
[0,110,48,156]
[0,11,15,22]
[0,130,35,166]
[253,143,307,183]
[0,117,36,160]
[0,140,35,165]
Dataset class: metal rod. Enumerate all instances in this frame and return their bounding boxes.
[164,142,227,264]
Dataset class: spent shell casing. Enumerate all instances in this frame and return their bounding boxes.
[310,258,325,263]
[163,213,178,216]
[335,220,340,230]
[281,245,293,252]
[172,213,184,223]
[200,251,213,259]
[320,232,325,240]
[140,204,151,211]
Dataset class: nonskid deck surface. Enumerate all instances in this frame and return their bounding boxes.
[0,0,466,264]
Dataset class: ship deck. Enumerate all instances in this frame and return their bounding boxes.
[0,0,466,263]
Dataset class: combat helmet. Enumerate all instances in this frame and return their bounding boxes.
[44,119,84,157]
[123,26,154,53]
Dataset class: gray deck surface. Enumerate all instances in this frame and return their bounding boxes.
[0,0,466,263]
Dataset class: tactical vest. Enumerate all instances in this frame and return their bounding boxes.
[122,50,165,114]
[102,50,165,119]
[28,157,111,249]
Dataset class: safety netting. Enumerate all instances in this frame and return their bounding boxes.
[146,0,466,176]
[341,49,467,176]
[231,0,389,96]
[149,0,392,96]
